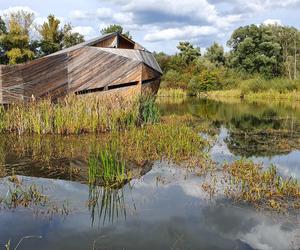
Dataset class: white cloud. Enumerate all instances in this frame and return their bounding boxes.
[73,26,95,38]
[69,10,89,20]
[263,19,282,26]
[96,7,113,19]
[0,6,37,17]
[144,25,218,42]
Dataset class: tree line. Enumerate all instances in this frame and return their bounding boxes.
[154,24,300,94]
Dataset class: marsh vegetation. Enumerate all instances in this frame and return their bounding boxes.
[2,96,300,249]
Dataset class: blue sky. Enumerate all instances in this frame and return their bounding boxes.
[1,0,300,54]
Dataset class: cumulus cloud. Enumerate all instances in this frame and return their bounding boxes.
[0,6,37,17]
[69,7,134,25]
[69,10,90,20]
[73,26,95,37]
[263,19,282,26]
[144,25,218,42]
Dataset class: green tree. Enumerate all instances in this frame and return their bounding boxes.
[38,17,84,56]
[61,24,84,48]
[153,52,171,73]
[205,42,225,66]
[0,10,35,65]
[0,16,6,34]
[177,41,201,65]
[227,24,284,78]
[0,16,8,64]
[38,15,63,55]
[188,69,221,94]
[101,24,131,39]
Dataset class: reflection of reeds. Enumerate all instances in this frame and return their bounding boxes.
[88,185,127,227]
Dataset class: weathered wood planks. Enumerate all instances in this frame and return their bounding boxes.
[0,32,162,104]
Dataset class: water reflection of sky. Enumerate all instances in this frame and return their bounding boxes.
[0,163,300,250]
[210,127,300,179]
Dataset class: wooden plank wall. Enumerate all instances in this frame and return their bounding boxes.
[141,64,161,94]
[1,64,24,103]
[94,35,117,48]
[0,53,68,103]
[68,47,142,93]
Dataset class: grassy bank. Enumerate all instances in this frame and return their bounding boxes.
[204,89,300,101]
[159,77,300,101]
[157,88,187,98]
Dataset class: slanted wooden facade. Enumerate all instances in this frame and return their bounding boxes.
[0,32,162,104]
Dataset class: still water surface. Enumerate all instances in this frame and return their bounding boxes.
[1,98,300,250]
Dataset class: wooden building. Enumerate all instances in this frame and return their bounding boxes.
[0,32,162,104]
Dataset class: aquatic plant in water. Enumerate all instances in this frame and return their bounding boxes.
[224,160,300,212]
[88,142,130,188]
[0,175,70,215]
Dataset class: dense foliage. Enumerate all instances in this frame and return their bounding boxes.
[0,11,85,64]
[155,24,300,95]
[101,24,132,39]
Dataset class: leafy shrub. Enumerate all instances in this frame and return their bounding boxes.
[161,69,190,89]
[187,69,221,95]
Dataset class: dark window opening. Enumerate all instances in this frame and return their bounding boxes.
[75,81,139,95]
[108,81,138,90]
[142,77,159,85]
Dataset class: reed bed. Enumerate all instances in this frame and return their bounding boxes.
[0,93,160,135]
[224,160,300,212]
[205,89,300,102]
[157,88,187,98]
[118,122,207,166]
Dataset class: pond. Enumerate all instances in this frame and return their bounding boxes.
[1,98,300,250]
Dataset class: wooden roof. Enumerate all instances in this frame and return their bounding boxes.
[47,32,148,57]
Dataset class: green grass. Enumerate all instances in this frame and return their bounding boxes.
[118,122,208,166]
[157,88,187,98]
[88,142,129,188]
[138,94,160,125]
[204,78,300,101]
[0,93,162,135]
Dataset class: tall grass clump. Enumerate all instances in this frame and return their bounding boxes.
[0,93,162,135]
[138,94,160,125]
[88,142,129,188]
[224,160,300,211]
